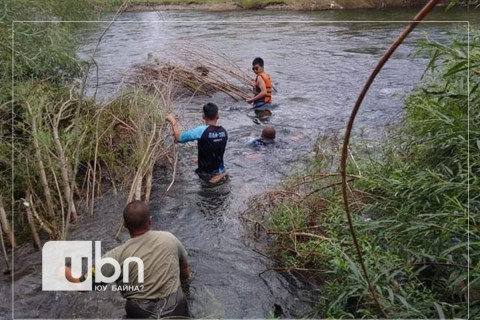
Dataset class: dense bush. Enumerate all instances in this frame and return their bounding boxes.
[0,0,163,244]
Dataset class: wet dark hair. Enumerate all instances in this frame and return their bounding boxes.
[252,57,264,67]
[203,103,219,120]
[123,200,150,231]
[262,125,276,140]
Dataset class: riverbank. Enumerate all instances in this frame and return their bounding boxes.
[125,0,450,12]
[243,30,479,318]
[3,1,478,318]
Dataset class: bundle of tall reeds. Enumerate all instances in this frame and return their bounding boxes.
[3,81,176,248]
[92,90,174,205]
[128,45,252,101]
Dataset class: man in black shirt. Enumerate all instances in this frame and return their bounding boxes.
[166,103,228,183]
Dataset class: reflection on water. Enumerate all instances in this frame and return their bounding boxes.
[197,181,231,224]
[5,7,478,319]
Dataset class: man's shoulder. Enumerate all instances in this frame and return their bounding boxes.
[214,125,227,132]
[205,125,228,136]
[152,231,185,254]
[252,139,275,147]
[149,230,182,244]
[149,230,175,239]
[187,125,209,136]
[103,242,125,259]
[259,72,270,79]
[206,124,226,129]
[193,124,209,131]
[254,138,265,145]
[178,125,208,143]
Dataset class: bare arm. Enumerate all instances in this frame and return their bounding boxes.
[165,114,181,142]
[246,76,267,104]
[179,256,190,283]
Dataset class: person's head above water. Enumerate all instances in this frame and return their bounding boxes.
[252,57,264,75]
[261,125,276,142]
[203,102,219,122]
[123,200,152,236]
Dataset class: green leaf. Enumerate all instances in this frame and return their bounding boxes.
[434,302,446,319]
[387,287,395,304]
[395,294,421,314]
[444,61,468,77]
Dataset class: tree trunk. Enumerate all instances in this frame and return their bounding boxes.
[144,167,153,202]
[0,195,15,248]
[25,190,41,249]
[31,198,55,238]
[52,119,78,222]
[0,225,10,272]
[28,103,56,219]
[134,175,143,201]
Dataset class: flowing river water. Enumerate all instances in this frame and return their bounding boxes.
[3,7,478,319]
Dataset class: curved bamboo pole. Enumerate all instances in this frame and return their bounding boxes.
[339,0,441,316]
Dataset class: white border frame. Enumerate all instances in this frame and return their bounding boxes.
[11,18,471,320]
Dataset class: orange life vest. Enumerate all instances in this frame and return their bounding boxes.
[253,72,272,104]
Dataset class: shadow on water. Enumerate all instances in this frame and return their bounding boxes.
[3,7,479,319]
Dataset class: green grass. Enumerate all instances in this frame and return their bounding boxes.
[126,0,285,9]
[130,0,229,3]
[124,0,433,9]
[246,29,479,318]
[127,0,231,5]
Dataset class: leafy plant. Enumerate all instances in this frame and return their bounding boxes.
[245,29,479,318]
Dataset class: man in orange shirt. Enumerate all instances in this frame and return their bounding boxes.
[246,57,273,114]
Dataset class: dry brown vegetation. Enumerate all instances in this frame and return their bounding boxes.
[128,46,252,101]
[8,84,176,245]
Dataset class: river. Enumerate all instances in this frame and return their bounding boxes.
[3,7,478,319]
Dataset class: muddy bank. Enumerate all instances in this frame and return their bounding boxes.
[127,2,240,12]
[125,0,450,12]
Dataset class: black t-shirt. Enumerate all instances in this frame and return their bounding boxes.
[179,125,228,174]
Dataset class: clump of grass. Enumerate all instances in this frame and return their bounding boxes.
[244,29,479,318]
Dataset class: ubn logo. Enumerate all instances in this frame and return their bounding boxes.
[42,241,144,291]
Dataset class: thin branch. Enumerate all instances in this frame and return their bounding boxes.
[266,231,330,242]
[339,0,441,316]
